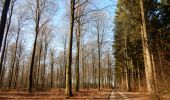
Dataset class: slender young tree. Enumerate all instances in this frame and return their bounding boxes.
[93,12,110,91]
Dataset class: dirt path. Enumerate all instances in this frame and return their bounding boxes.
[109,90,129,100]
[0,89,153,100]
[108,90,151,100]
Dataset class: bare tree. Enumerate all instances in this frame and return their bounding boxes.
[50,49,54,88]
[74,0,90,92]
[92,12,110,91]
[41,23,53,89]
[65,0,75,96]
[8,8,28,88]
[28,0,57,92]
[56,29,69,88]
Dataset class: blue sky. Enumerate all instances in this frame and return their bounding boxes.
[54,0,117,27]
[25,0,118,52]
[54,0,117,52]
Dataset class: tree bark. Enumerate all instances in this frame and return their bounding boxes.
[0,38,10,88]
[29,32,39,92]
[0,0,14,75]
[124,28,131,92]
[97,28,101,91]
[50,50,54,88]
[36,42,42,89]
[140,0,158,97]
[29,0,41,92]
[0,0,11,50]
[75,25,80,92]
[121,69,124,89]
[137,61,141,91]
[92,52,95,88]
[14,43,22,89]
[42,46,47,89]
[65,0,75,96]
[9,26,21,88]
[81,50,85,89]
[64,38,67,88]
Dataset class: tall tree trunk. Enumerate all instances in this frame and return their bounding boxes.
[125,69,128,90]
[9,28,20,88]
[0,39,10,88]
[126,67,131,92]
[50,50,54,88]
[121,69,124,89]
[64,39,67,88]
[65,0,75,96]
[59,60,63,88]
[0,64,5,88]
[124,29,131,92]
[137,61,141,91]
[0,0,14,74]
[0,0,11,50]
[82,54,85,89]
[29,0,40,92]
[97,29,101,91]
[92,52,95,88]
[131,60,135,90]
[75,42,80,91]
[151,54,158,94]
[107,51,110,87]
[15,45,21,89]
[75,26,80,92]
[92,62,95,88]
[21,61,25,88]
[107,50,112,88]
[36,42,42,89]
[29,32,39,92]
[140,0,158,97]
[14,37,22,89]
[42,48,47,89]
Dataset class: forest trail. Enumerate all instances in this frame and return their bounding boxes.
[1,89,169,99]
[0,89,151,100]
[108,90,151,100]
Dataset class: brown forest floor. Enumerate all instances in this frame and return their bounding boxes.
[0,88,111,100]
[0,88,169,100]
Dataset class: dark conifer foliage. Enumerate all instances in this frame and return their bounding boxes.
[113,0,170,97]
